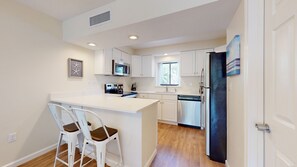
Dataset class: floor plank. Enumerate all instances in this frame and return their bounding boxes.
[19,123,224,167]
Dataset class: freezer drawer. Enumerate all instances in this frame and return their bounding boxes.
[177,97,201,127]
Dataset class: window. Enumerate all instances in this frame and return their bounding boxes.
[158,62,180,86]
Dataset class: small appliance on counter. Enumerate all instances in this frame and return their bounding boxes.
[131,83,137,91]
[105,83,137,98]
[105,83,123,94]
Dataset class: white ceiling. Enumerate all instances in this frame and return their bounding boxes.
[15,0,241,50]
[15,0,115,20]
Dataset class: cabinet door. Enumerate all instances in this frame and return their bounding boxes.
[142,56,154,77]
[112,48,122,63]
[180,51,196,76]
[104,48,113,75]
[148,94,162,120]
[161,100,177,122]
[121,52,131,64]
[195,50,205,76]
[94,49,112,75]
[131,56,142,77]
[157,102,162,120]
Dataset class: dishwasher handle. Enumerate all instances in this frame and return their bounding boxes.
[178,95,201,101]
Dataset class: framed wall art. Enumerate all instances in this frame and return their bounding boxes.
[226,35,241,76]
[68,58,83,78]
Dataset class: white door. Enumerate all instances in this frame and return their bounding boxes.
[265,0,297,167]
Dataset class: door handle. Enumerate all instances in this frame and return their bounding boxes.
[255,123,271,133]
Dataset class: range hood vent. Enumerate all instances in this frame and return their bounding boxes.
[90,11,110,26]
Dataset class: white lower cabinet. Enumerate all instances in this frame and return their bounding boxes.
[160,100,177,122]
[137,93,177,123]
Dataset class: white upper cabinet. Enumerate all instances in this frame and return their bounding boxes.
[180,50,206,76]
[94,49,113,75]
[195,50,205,76]
[180,51,196,76]
[112,48,122,63]
[121,52,131,64]
[131,55,155,77]
[112,48,131,64]
[142,56,155,77]
[131,56,142,77]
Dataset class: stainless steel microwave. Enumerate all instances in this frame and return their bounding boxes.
[112,60,130,76]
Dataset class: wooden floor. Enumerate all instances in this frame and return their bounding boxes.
[19,123,224,167]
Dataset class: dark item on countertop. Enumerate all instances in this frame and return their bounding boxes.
[131,83,137,91]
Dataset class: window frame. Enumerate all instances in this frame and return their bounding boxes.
[158,62,180,87]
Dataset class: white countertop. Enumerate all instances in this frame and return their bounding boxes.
[133,91,201,96]
[50,95,158,113]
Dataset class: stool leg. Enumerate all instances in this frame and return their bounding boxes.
[115,133,123,166]
[96,143,106,167]
[77,133,84,153]
[68,133,77,167]
[54,133,63,167]
[79,139,87,167]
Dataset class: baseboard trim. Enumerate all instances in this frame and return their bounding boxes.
[144,149,157,167]
[158,120,178,125]
[2,143,57,167]
[225,160,230,167]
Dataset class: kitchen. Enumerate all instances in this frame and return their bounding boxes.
[0,0,263,167]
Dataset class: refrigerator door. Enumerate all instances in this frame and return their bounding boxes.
[209,52,227,163]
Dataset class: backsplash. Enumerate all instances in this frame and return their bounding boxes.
[94,75,200,94]
[131,76,201,94]
[95,75,132,94]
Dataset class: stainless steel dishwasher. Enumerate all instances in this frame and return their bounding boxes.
[177,95,201,127]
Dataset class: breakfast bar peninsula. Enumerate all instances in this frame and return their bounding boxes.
[50,95,159,167]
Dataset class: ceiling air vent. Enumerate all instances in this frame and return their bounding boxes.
[90,11,110,26]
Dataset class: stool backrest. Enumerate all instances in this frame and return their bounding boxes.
[73,108,110,141]
[48,103,79,133]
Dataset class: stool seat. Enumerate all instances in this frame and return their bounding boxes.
[91,126,118,141]
[63,122,92,132]
[63,123,79,132]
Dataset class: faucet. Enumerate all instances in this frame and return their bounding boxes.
[165,86,169,92]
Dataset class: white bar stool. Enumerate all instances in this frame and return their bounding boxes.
[73,108,123,167]
[48,103,82,167]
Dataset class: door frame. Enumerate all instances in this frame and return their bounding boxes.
[243,0,265,167]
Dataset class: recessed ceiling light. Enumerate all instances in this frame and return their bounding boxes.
[87,42,96,47]
[129,35,138,40]
[164,53,168,56]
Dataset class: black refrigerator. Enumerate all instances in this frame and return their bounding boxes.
[201,52,227,163]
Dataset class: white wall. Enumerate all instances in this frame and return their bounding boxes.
[226,1,245,167]
[0,1,99,166]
